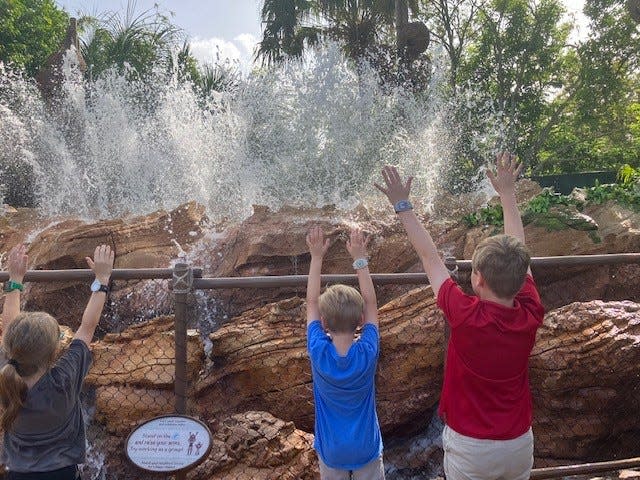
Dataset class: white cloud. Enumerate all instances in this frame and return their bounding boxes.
[189,34,259,73]
[235,33,259,57]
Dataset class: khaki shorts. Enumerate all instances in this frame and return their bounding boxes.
[318,455,385,480]
[442,425,534,480]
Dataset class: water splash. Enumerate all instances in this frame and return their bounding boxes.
[0,44,473,222]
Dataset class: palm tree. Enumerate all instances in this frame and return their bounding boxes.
[258,0,422,65]
[79,0,182,80]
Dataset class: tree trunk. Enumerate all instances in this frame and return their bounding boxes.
[396,0,409,56]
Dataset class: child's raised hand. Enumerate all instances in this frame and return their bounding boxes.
[487,152,523,196]
[374,166,413,205]
[346,228,370,261]
[86,245,115,285]
[7,244,28,283]
[306,226,330,259]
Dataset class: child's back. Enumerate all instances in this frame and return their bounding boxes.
[375,154,544,480]
[1,336,91,472]
[0,244,114,480]
[438,268,543,440]
[305,228,385,479]
[308,316,381,468]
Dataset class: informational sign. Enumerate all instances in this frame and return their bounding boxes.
[126,415,213,473]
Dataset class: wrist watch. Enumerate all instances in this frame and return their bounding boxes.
[352,258,369,270]
[3,280,24,293]
[394,199,413,213]
[90,279,109,294]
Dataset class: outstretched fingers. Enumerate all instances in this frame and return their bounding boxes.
[87,245,115,276]
[306,226,330,256]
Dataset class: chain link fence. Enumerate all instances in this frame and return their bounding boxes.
[0,255,639,479]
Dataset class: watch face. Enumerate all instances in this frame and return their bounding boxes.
[353,258,368,269]
[90,279,101,292]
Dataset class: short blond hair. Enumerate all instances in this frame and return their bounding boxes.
[318,284,364,333]
[471,234,530,299]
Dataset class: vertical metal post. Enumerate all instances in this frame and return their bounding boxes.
[172,262,192,480]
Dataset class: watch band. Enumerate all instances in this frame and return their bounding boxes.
[91,278,110,294]
[394,199,413,213]
[3,280,24,293]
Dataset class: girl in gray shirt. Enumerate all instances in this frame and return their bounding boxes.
[0,244,114,480]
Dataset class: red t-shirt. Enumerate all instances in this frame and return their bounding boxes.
[436,275,545,440]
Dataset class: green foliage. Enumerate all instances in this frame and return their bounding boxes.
[464,165,640,229]
[523,188,575,214]
[536,0,640,174]
[584,164,640,209]
[79,2,182,80]
[0,0,69,76]
[585,181,640,209]
[458,0,571,166]
[257,0,422,65]
[617,163,640,186]
[462,203,504,227]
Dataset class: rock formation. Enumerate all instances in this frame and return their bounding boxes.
[85,316,205,435]
[1,186,640,478]
[36,18,87,100]
[190,411,317,480]
[530,301,640,462]
[1,201,207,328]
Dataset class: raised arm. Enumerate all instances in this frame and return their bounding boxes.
[1,245,28,333]
[487,152,531,275]
[306,226,330,326]
[375,166,450,297]
[74,245,114,346]
[346,228,378,327]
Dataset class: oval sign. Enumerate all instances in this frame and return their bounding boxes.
[125,415,212,473]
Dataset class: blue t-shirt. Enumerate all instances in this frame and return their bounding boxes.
[307,320,383,470]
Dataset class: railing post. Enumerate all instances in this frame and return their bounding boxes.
[172,262,192,480]
[173,262,192,413]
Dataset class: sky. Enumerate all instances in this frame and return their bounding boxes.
[54,0,588,72]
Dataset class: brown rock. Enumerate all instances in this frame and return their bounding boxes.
[19,202,207,328]
[87,316,204,387]
[94,386,174,435]
[36,18,87,99]
[530,300,640,460]
[196,287,444,436]
[86,316,205,434]
[196,204,463,318]
[0,207,49,253]
[190,411,317,480]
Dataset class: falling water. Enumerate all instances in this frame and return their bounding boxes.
[0,44,478,222]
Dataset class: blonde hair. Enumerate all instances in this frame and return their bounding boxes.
[318,284,364,333]
[471,234,530,299]
[0,312,60,431]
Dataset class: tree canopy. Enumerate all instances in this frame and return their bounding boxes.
[0,0,69,76]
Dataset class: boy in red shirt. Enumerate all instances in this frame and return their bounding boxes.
[376,153,545,480]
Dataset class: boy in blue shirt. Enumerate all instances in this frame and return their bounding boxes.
[306,226,385,480]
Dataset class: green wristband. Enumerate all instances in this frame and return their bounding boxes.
[3,280,24,293]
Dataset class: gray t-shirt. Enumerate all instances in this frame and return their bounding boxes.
[0,339,92,473]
